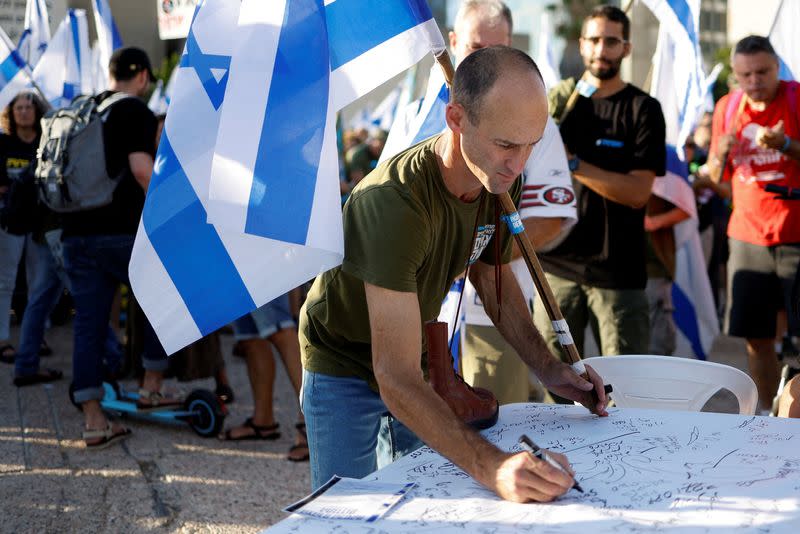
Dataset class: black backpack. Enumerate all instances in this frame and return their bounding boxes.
[0,161,39,235]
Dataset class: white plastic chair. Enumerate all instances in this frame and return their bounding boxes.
[582,355,758,415]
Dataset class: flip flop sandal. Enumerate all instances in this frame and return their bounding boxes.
[0,344,15,364]
[136,389,184,412]
[83,423,132,450]
[220,417,280,441]
[13,368,63,387]
[287,422,309,462]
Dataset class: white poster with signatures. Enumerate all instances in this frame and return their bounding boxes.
[157,0,200,40]
[267,404,800,533]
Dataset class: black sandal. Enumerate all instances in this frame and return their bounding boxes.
[287,422,309,462]
[0,344,15,364]
[219,417,280,441]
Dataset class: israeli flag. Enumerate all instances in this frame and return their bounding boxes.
[380,64,448,163]
[0,28,34,113]
[31,9,93,108]
[131,0,445,353]
[643,0,706,157]
[769,0,799,81]
[18,0,50,67]
[369,82,402,131]
[648,0,719,359]
[148,64,177,115]
[130,0,243,353]
[207,0,443,239]
[91,0,123,91]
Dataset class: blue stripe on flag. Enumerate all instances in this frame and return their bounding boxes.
[111,20,123,50]
[244,0,329,244]
[0,50,25,86]
[68,10,81,72]
[144,134,256,335]
[62,83,78,101]
[666,0,698,46]
[665,144,689,181]
[326,0,434,70]
[672,283,706,360]
[412,83,449,145]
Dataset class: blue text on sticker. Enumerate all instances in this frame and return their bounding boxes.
[501,212,525,235]
[596,138,624,148]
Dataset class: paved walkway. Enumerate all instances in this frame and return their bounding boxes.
[0,322,749,533]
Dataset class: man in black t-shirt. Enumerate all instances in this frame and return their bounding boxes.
[534,5,666,370]
[61,47,177,449]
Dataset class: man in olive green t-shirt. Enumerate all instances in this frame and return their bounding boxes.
[299,46,607,503]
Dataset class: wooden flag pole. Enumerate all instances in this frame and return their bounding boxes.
[433,51,594,385]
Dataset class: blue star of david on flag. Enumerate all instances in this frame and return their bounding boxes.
[180,26,230,110]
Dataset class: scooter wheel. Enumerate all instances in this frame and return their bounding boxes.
[184,389,225,437]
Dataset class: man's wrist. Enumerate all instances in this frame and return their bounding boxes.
[781,136,792,153]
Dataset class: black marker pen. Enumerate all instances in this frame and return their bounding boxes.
[519,434,584,493]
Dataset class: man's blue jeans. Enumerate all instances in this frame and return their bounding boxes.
[301,369,423,490]
[14,237,121,378]
[63,235,167,404]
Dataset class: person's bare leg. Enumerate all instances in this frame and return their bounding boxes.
[778,375,800,418]
[270,328,302,394]
[226,338,277,439]
[269,328,307,458]
[746,337,779,412]
[141,370,163,393]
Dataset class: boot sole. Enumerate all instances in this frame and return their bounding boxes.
[466,403,499,430]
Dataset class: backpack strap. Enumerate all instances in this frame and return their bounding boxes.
[95,92,133,116]
[723,89,745,135]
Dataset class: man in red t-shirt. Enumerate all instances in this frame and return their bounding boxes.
[708,35,800,413]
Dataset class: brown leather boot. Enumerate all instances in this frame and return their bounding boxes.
[426,320,499,429]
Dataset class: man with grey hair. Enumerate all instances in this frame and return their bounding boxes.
[383,0,577,406]
[707,35,800,413]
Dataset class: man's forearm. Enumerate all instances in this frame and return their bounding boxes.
[367,283,506,493]
[573,160,654,208]
[510,217,565,259]
[378,372,504,490]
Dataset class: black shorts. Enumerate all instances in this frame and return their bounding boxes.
[725,239,800,339]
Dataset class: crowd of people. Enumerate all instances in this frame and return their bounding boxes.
[1,0,798,504]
